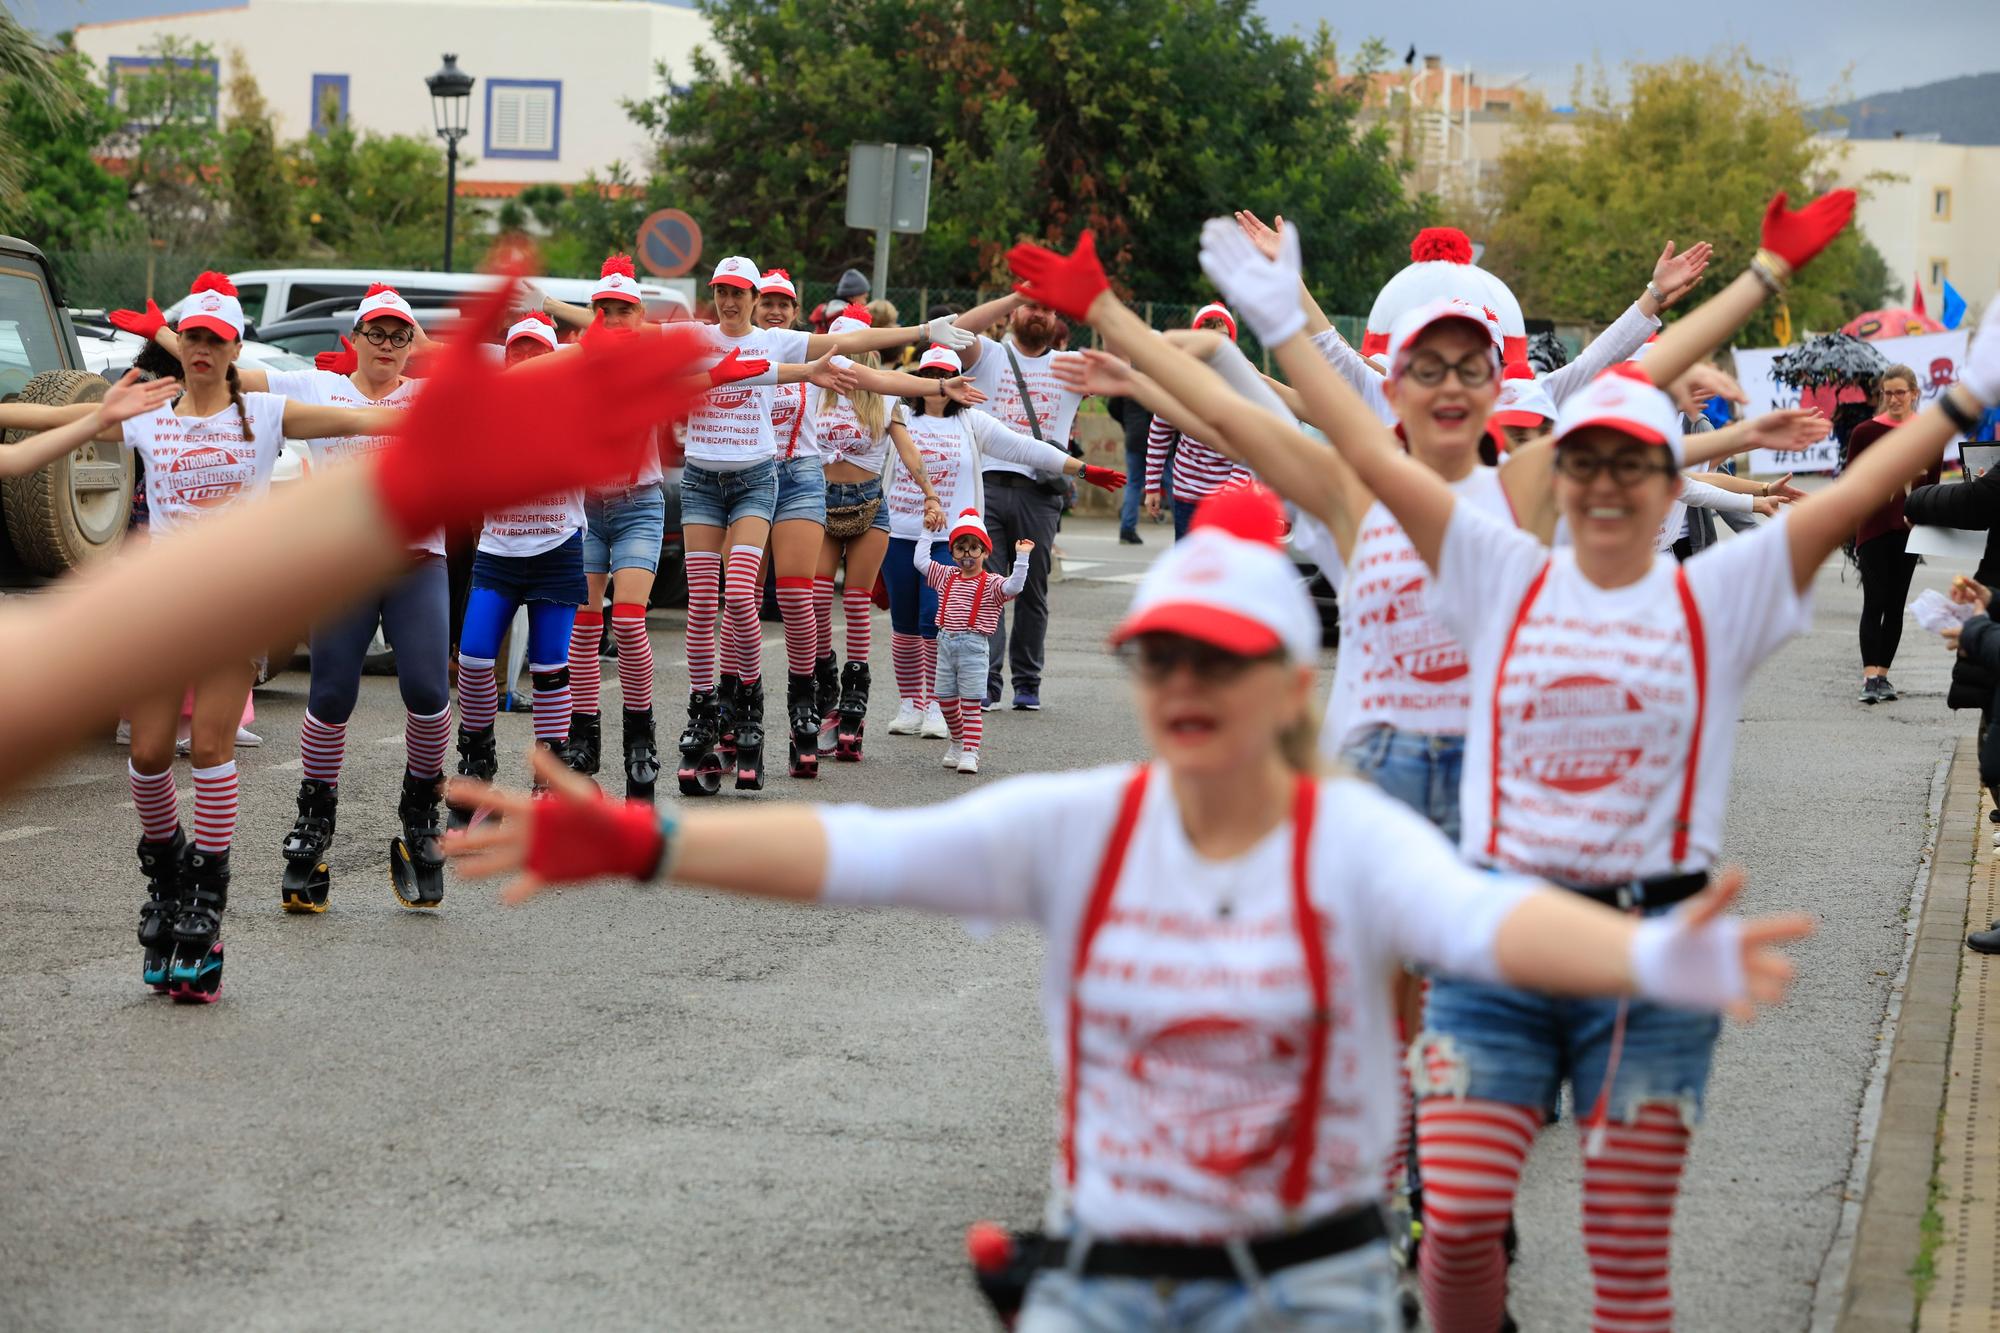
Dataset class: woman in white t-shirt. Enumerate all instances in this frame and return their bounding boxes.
[882,345,1123,737]
[1,272,401,1002]
[444,483,1808,1331]
[674,256,983,795]
[119,281,450,914]
[1189,197,2000,1333]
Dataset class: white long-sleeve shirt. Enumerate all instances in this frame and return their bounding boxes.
[883,410,1073,540]
[818,766,1533,1239]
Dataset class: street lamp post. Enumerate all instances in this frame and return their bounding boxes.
[425,54,474,272]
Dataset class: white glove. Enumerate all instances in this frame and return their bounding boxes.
[1961,295,2000,406]
[926,315,975,353]
[1198,217,1305,348]
[1629,908,1744,1011]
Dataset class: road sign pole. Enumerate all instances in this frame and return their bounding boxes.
[871,142,897,299]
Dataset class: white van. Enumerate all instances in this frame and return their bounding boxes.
[163,267,695,331]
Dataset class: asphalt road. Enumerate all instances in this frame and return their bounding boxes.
[0,514,1963,1331]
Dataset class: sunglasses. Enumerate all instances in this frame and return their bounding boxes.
[1400,350,1495,388]
[357,325,415,349]
[1120,635,1279,684]
[1554,449,1676,485]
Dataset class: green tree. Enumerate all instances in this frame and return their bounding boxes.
[501,164,655,277]
[0,41,130,251]
[1481,53,1891,345]
[219,49,300,257]
[628,0,1427,307]
[107,35,225,250]
[296,119,479,268]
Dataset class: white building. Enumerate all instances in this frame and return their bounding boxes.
[1829,134,2000,318]
[73,0,714,191]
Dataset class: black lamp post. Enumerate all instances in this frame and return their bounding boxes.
[425,53,474,272]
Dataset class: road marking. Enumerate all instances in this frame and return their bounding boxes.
[38,771,110,788]
[1062,560,1103,575]
[271,758,303,773]
[0,826,54,844]
[375,735,403,746]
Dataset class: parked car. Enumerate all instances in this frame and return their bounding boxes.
[161,267,694,332]
[253,303,465,359]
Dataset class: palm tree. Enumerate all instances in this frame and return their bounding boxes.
[0,11,81,214]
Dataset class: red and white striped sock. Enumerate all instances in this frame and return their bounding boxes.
[569,609,604,714]
[776,576,816,676]
[724,544,764,684]
[813,575,835,660]
[458,656,498,733]
[190,760,239,853]
[685,550,722,692]
[918,636,937,708]
[939,697,962,747]
[891,631,921,703]
[530,664,571,745]
[842,584,873,662]
[957,696,984,754]
[1417,1098,1540,1333]
[298,711,347,785]
[128,762,179,842]
[1385,1020,1415,1199]
[405,705,451,780]
[1580,1105,1690,1333]
[611,603,654,710]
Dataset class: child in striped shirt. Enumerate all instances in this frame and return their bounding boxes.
[916,511,1031,773]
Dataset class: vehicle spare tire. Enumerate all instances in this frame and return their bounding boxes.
[2,369,132,573]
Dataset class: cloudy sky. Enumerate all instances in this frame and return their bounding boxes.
[15,0,1999,105]
[1254,0,1999,103]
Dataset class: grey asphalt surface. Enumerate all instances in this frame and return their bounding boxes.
[0,514,1963,1331]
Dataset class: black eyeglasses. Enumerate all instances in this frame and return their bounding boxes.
[357,325,415,349]
[1554,449,1676,485]
[1401,351,1495,388]
[1119,635,1279,684]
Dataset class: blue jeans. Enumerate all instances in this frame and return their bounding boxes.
[825,477,890,533]
[1017,1240,1398,1332]
[1338,726,1465,847]
[1172,497,1198,540]
[307,555,451,722]
[583,483,666,576]
[882,535,940,640]
[773,455,827,524]
[469,532,586,607]
[1416,952,1721,1123]
[682,459,778,529]
[1120,442,1145,532]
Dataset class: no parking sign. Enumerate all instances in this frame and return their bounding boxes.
[637,209,702,278]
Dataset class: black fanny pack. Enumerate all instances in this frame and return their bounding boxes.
[1558,870,1709,910]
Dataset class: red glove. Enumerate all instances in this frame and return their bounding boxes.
[315,336,359,374]
[708,345,770,386]
[107,300,166,340]
[370,268,712,543]
[1080,464,1126,491]
[1759,190,1856,271]
[1006,230,1109,322]
[524,787,666,884]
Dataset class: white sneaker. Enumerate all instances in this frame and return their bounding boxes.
[921,701,950,739]
[235,726,262,747]
[956,750,981,775]
[887,699,924,734]
[940,746,963,769]
[115,719,131,745]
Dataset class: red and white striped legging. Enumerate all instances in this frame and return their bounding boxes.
[1417,1098,1691,1333]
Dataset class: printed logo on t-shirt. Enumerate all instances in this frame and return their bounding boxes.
[707,388,754,411]
[1126,1015,1302,1176]
[1513,673,1659,793]
[1383,575,1468,683]
[164,444,247,507]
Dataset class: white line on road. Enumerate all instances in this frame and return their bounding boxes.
[271,758,303,773]
[0,826,54,844]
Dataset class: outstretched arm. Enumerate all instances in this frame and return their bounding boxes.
[844,361,984,406]
[0,372,181,478]
[282,400,402,440]
[0,400,119,442]
[952,293,1025,371]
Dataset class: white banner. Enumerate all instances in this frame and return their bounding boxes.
[1735,329,1970,474]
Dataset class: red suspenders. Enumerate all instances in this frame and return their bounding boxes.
[1486,562,1709,871]
[1062,766,1329,1211]
[782,384,806,460]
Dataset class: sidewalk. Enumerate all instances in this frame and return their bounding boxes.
[1839,735,2000,1331]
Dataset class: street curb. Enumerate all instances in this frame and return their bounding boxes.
[1833,735,1976,1333]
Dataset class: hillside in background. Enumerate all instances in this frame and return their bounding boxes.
[1824,72,2000,145]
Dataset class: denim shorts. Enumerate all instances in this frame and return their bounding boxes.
[1017,1237,1397,1332]
[773,454,827,525]
[682,459,778,529]
[583,483,666,576]
[1414,946,1722,1124]
[470,531,586,607]
[935,629,989,700]
[1338,726,1465,847]
[825,477,890,533]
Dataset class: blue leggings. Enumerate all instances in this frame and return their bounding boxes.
[308,556,451,722]
[459,589,576,670]
[882,535,940,640]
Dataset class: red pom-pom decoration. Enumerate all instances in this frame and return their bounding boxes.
[1188,482,1287,549]
[520,310,555,327]
[600,254,637,279]
[363,281,399,298]
[1409,228,1474,265]
[190,270,239,297]
[1502,361,1536,381]
[837,303,873,326]
[965,1223,1015,1273]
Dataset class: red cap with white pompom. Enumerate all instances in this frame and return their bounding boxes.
[1363,227,1526,364]
[177,271,245,341]
[591,254,643,305]
[1110,484,1318,663]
